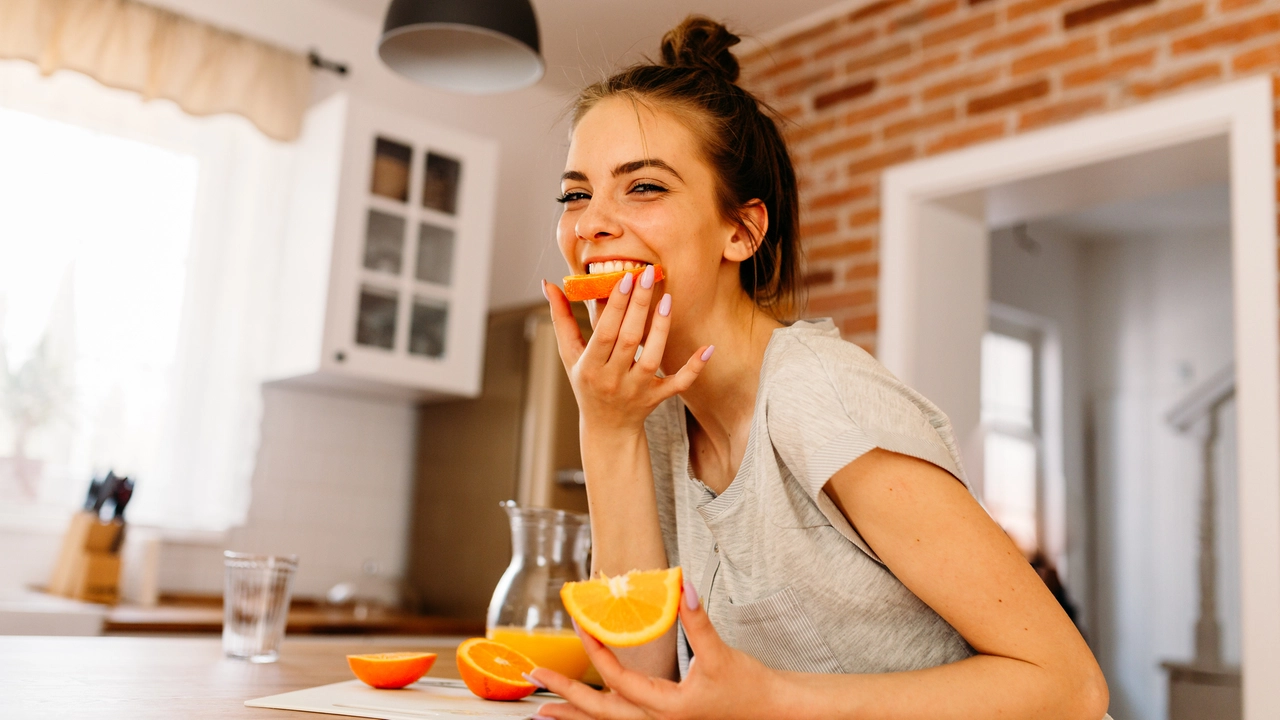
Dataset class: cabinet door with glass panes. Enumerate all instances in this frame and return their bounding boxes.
[271,92,497,400]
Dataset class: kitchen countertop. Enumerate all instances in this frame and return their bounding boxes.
[0,634,470,719]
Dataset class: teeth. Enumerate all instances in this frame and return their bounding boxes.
[586,260,646,274]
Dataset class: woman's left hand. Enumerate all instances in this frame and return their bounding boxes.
[529,580,791,720]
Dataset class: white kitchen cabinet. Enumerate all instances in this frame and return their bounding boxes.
[269,91,498,400]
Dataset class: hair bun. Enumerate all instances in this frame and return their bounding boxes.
[660,15,741,83]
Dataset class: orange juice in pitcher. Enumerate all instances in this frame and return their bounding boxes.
[487,626,591,680]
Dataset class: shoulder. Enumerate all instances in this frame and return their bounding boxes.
[764,319,901,416]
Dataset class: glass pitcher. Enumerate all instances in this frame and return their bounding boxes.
[487,500,592,680]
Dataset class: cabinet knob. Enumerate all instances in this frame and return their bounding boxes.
[334,351,347,363]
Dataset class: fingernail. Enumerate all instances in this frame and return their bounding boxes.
[640,264,655,289]
[658,293,672,317]
[521,672,546,689]
[541,279,549,301]
[683,577,700,610]
[700,345,715,362]
[531,715,554,720]
[619,271,634,294]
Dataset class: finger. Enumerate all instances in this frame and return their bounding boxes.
[572,622,677,713]
[530,667,648,720]
[678,573,728,665]
[580,272,635,366]
[544,280,587,367]
[533,700,604,720]
[658,345,715,396]
[634,292,671,376]
[607,266,657,368]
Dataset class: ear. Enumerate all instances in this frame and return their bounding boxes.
[723,200,769,263]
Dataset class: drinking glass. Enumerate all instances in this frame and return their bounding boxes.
[222,552,298,663]
[487,501,592,679]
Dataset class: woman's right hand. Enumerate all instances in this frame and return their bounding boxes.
[543,265,712,434]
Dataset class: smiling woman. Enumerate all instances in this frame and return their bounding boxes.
[531,14,1111,720]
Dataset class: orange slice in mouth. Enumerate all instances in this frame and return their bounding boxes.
[563,265,664,302]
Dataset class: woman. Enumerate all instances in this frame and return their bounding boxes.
[531,16,1109,720]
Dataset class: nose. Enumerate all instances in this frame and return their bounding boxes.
[575,194,622,242]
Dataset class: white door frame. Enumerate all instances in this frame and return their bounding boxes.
[880,76,1279,719]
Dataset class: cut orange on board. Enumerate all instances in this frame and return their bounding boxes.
[455,638,538,701]
[346,652,437,689]
[563,265,665,302]
[560,567,683,647]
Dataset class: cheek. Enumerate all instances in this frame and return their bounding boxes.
[556,214,577,267]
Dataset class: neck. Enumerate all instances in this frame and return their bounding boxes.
[664,288,783,444]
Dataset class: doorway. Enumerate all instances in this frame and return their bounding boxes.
[879,77,1278,719]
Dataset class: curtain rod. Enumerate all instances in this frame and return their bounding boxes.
[308,50,348,76]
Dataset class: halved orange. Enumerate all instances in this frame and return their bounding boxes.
[346,652,437,689]
[563,265,665,302]
[560,567,683,647]
[455,638,538,701]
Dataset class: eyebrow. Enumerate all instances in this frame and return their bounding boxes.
[560,158,683,183]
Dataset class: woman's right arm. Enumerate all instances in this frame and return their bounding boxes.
[543,266,710,679]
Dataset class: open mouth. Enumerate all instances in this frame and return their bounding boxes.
[585,259,649,274]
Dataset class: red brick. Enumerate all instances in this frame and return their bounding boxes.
[892,0,960,30]
[1011,37,1098,75]
[1008,0,1074,21]
[926,120,1007,153]
[815,28,880,59]
[804,268,836,287]
[811,133,875,161]
[887,51,961,84]
[800,217,839,238]
[808,184,875,210]
[747,56,805,84]
[1128,62,1223,98]
[1018,93,1108,129]
[814,79,879,111]
[923,11,999,48]
[785,118,838,144]
[968,78,1051,113]
[1064,49,1157,87]
[972,23,1053,56]
[808,236,876,260]
[848,146,916,176]
[1171,12,1280,54]
[777,19,841,51]
[840,314,880,334]
[1063,0,1158,29]
[1222,0,1263,11]
[1110,3,1206,45]
[845,262,881,281]
[923,67,1002,101]
[850,0,911,24]
[843,95,913,126]
[848,207,884,227]
[776,70,837,98]
[1234,41,1280,73]
[846,42,914,74]
[884,107,959,138]
[808,288,877,313]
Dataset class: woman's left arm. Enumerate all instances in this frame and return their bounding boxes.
[531,447,1109,720]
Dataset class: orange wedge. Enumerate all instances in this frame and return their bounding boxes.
[455,638,538,701]
[560,567,683,647]
[563,265,665,302]
[347,652,437,689]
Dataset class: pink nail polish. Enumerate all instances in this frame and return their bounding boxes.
[683,577,700,610]
[658,294,672,317]
[619,271,634,295]
[541,280,549,301]
[640,264,655,289]
[700,345,715,362]
[522,672,546,689]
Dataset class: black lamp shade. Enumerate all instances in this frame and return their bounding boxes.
[379,0,544,94]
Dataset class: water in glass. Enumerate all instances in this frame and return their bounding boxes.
[223,552,298,663]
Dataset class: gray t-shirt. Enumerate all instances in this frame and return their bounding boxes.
[645,318,976,676]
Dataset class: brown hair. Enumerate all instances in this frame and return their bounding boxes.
[571,16,802,319]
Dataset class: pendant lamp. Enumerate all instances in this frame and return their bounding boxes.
[378,0,544,94]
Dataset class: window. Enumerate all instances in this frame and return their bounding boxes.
[0,60,297,531]
[981,329,1041,554]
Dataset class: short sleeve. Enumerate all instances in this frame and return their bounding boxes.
[766,334,968,503]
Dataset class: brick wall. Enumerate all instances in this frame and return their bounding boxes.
[740,0,1280,352]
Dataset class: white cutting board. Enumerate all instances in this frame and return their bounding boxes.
[246,677,554,719]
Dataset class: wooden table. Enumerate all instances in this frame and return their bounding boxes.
[0,635,467,718]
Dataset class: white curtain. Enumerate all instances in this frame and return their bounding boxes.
[0,59,296,530]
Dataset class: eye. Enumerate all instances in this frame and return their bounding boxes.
[556,190,590,204]
[630,182,668,196]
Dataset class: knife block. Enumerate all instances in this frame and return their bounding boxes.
[49,511,124,604]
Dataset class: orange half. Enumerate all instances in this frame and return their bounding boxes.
[560,567,683,647]
[347,652,437,689]
[563,265,665,302]
[455,638,538,701]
